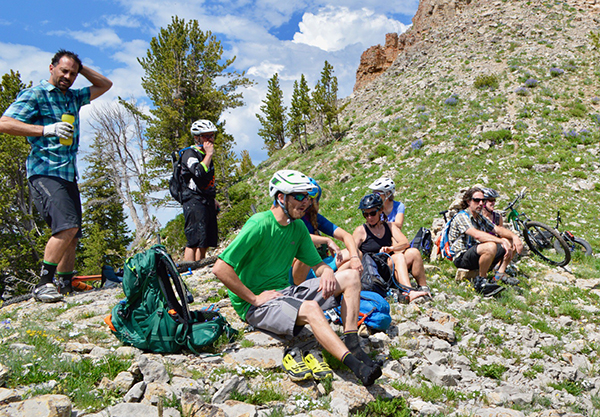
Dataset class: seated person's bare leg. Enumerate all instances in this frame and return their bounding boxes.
[404,248,427,288]
[335,249,352,271]
[390,253,428,301]
[476,242,498,277]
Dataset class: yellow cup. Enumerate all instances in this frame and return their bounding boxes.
[60,113,75,146]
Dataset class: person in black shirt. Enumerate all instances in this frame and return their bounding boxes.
[353,194,430,302]
[181,119,220,261]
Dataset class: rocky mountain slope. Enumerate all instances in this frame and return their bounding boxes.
[2,0,600,416]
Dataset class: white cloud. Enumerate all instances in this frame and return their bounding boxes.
[0,43,51,85]
[104,14,141,28]
[51,28,123,48]
[293,6,409,52]
[247,62,285,79]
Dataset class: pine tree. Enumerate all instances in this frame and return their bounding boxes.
[78,140,132,275]
[288,75,311,152]
[138,16,253,185]
[312,61,344,143]
[0,71,45,295]
[256,73,287,156]
[237,150,254,177]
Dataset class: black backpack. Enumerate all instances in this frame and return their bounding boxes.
[360,253,394,299]
[410,227,433,258]
[169,147,192,204]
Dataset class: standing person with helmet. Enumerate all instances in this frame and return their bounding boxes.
[181,119,220,262]
[213,170,382,386]
[291,178,363,284]
[353,193,431,303]
[0,49,112,302]
[368,177,405,230]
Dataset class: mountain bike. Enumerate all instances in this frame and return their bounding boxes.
[551,211,593,257]
[503,188,571,267]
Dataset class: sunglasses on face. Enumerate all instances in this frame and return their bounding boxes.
[362,210,379,218]
[487,200,496,205]
[290,193,310,202]
[472,198,486,203]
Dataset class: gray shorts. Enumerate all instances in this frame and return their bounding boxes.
[246,278,339,338]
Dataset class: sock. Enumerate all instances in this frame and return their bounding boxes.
[342,351,382,386]
[38,261,58,287]
[56,271,74,294]
[344,330,379,367]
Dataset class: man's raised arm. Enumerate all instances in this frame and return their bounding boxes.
[80,65,112,100]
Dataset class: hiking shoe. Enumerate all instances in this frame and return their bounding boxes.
[303,349,333,380]
[282,347,313,381]
[473,276,505,298]
[33,283,64,303]
[493,271,520,286]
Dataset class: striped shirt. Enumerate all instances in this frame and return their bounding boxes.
[3,80,91,181]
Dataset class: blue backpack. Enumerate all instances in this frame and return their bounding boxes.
[334,290,391,331]
[436,210,466,260]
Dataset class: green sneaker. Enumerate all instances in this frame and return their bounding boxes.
[303,349,333,380]
[282,347,313,381]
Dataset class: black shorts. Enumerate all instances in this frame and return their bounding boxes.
[29,175,82,238]
[453,243,505,271]
[183,196,218,248]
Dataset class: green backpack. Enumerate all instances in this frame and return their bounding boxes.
[106,245,236,354]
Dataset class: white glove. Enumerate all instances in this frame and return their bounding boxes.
[43,122,74,140]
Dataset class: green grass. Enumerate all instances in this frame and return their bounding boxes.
[0,326,131,411]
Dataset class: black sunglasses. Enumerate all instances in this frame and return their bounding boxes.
[362,210,379,218]
[472,198,486,203]
[290,193,310,202]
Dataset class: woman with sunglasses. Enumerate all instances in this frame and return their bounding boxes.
[353,194,431,303]
[291,178,363,284]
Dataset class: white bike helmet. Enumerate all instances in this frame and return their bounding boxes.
[269,170,316,198]
[482,187,499,200]
[369,177,395,195]
[191,119,217,136]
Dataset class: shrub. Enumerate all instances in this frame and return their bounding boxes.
[481,129,512,143]
[525,78,539,88]
[444,94,459,106]
[515,87,529,96]
[550,67,564,77]
[474,74,500,90]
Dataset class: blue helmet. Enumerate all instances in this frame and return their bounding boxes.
[308,178,322,202]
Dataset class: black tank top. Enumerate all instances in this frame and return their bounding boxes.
[359,223,392,254]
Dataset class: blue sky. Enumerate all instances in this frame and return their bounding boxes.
[0,0,417,227]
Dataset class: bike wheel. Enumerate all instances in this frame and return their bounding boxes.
[554,236,593,257]
[523,221,571,267]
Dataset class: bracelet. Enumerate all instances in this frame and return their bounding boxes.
[351,256,359,259]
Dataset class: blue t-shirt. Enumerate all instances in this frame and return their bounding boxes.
[384,200,406,222]
[302,213,338,237]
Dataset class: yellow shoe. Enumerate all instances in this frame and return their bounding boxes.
[303,349,333,380]
[282,347,313,381]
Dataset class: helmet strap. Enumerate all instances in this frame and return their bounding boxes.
[277,194,293,225]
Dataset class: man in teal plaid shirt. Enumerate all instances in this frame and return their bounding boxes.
[0,49,112,302]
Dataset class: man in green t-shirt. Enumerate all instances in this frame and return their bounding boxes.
[213,170,382,386]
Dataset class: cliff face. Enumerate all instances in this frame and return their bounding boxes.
[354,0,600,91]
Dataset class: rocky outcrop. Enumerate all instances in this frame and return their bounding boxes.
[354,0,600,91]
